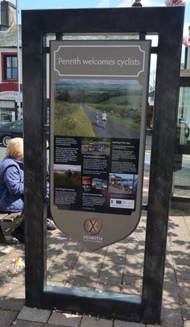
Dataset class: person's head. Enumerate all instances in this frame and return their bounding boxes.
[6,138,24,161]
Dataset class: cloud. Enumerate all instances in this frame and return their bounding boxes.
[97,0,110,7]
[117,0,133,6]
[117,0,164,6]
[143,0,163,5]
[183,22,190,35]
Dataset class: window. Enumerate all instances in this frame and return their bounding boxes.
[178,87,190,145]
[2,54,17,81]
[0,108,14,123]
[173,154,190,199]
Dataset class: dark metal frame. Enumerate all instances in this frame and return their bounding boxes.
[22,7,184,324]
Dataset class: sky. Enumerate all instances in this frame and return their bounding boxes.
[9,0,190,36]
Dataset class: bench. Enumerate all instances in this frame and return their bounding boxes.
[0,212,23,244]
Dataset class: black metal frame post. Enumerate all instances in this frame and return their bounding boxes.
[22,7,184,324]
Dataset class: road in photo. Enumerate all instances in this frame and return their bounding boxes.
[83,104,139,138]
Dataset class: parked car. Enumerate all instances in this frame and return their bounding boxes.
[0,120,23,147]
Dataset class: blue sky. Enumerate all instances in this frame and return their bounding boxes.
[11,0,190,34]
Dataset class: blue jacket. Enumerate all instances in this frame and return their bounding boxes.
[0,156,24,212]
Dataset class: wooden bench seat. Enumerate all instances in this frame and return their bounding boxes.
[0,212,23,243]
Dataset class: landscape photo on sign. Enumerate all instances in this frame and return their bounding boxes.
[54,79,143,139]
[108,173,138,195]
[54,164,81,189]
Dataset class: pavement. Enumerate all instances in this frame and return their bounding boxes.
[0,138,190,327]
[0,207,190,327]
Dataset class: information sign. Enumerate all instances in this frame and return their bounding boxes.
[50,40,150,250]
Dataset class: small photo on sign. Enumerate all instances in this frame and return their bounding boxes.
[54,164,81,189]
[82,138,111,157]
[92,178,107,191]
[108,173,138,195]
[82,176,108,195]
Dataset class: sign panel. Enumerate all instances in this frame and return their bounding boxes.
[50,40,150,250]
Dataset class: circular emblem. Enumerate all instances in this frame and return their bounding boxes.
[83,218,103,236]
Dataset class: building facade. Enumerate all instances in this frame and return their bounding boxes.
[0,0,22,123]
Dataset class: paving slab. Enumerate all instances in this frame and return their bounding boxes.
[17,306,51,323]
[161,308,183,327]
[0,309,18,326]
[114,321,145,326]
[48,311,82,326]
[7,281,25,300]
[0,245,15,254]
[181,306,190,321]
[80,316,113,327]
[178,280,190,306]
[0,297,24,311]
[12,320,44,327]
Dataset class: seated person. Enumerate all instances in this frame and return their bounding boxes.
[0,137,24,212]
[0,137,55,244]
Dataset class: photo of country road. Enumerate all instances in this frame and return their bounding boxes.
[83,104,139,138]
[54,79,143,138]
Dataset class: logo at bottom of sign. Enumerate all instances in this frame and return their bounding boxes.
[83,218,103,243]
